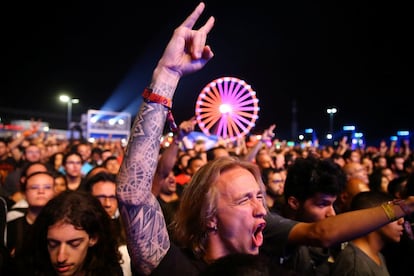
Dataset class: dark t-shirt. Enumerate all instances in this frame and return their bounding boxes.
[280,245,333,276]
[6,215,31,258]
[262,212,338,275]
[331,242,390,276]
[148,243,207,276]
[157,196,180,229]
[261,212,298,258]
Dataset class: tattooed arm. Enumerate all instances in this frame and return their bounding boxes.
[116,3,215,275]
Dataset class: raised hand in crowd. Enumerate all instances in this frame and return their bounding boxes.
[116,3,214,274]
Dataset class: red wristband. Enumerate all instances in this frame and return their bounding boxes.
[142,88,172,109]
[142,87,178,134]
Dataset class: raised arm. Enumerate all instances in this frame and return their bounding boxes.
[243,124,276,162]
[116,3,214,274]
[288,196,414,248]
[152,117,196,196]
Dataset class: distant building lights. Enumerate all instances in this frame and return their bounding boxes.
[397,130,409,136]
[343,125,355,131]
[305,128,313,134]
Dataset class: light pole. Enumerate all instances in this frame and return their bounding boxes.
[59,95,79,131]
[326,107,337,136]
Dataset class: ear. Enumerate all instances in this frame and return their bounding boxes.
[287,196,300,211]
[206,216,218,231]
[339,192,348,203]
[88,235,98,247]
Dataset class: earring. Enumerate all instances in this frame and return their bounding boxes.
[208,225,218,232]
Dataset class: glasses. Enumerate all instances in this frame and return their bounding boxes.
[95,195,117,202]
[66,161,82,166]
[27,185,53,191]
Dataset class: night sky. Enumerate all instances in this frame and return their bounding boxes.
[2,1,413,145]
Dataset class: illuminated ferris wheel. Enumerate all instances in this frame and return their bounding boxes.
[195,77,260,141]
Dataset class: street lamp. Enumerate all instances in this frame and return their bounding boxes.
[59,95,79,131]
[326,107,337,136]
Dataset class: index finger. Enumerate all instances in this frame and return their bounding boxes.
[180,2,206,29]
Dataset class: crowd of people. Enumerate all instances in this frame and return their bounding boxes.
[1,2,414,275]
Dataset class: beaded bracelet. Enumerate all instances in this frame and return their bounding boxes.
[381,201,397,222]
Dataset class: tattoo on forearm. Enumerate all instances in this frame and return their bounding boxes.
[116,82,175,274]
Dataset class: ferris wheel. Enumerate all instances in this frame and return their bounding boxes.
[195,76,260,141]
